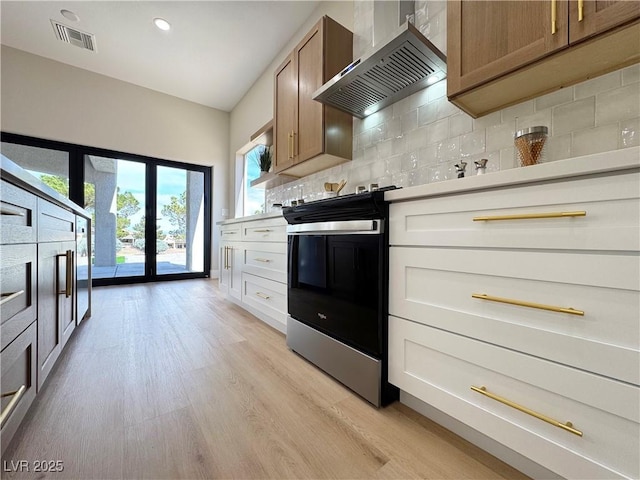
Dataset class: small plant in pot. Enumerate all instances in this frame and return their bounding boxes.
[256,146,272,176]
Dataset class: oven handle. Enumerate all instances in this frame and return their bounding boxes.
[287,220,382,235]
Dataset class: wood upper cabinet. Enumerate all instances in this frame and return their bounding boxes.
[569,0,640,42]
[274,53,296,172]
[273,16,353,176]
[448,0,640,117]
[447,1,567,96]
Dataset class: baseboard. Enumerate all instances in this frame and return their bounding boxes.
[400,391,561,480]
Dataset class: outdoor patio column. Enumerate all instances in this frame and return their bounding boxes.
[94,168,117,267]
[186,171,205,272]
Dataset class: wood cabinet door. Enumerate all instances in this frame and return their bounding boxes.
[59,242,75,349]
[448,0,568,96]
[273,52,297,173]
[295,19,324,164]
[219,244,230,293]
[229,245,243,301]
[569,0,640,43]
[37,242,62,389]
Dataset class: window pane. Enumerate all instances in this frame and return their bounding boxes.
[85,155,146,279]
[156,166,205,274]
[244,146,265,216]
[1,142,70,197]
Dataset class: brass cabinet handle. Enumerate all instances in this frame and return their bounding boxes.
[0,290,25,306]
[255,292,270,300]
[253,229,272,233]
[471,385,583,437]
[0,385,27,427]
[221,231,237,235]
[473,211,586,221]
[292,131,297,157]
[578,0,584,21]
[288,132,294,159]
[551,0,557,34]
[0,207,25,217]
[254,258,272,263]
[224,246,229,270]
[472,293,584,316]
[56,250,73,298]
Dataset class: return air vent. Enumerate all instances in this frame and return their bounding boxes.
[51,20,96,52]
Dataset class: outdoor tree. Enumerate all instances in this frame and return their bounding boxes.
[161,191,187,240]
[116,187,140,238]
[132,216,165,240]
[40,175,96,222]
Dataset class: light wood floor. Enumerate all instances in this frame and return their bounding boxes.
[3,279,529,479]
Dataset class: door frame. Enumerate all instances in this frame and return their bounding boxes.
[1,132,212,286]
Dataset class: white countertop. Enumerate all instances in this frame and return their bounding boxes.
[385,147,640,202]
[217,210,284,226]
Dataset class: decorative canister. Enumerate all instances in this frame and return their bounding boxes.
[514,126,548,167]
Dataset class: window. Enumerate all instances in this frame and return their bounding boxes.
[243,145,266,217]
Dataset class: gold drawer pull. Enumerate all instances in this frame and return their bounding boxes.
[471,385,582,437]
[0,290,25,306]
[0,207,25,217]
[551,0,557,34]
[255,292,270,300]
[56,250,73,298]
[254,258,272,263]
[253,229,272,233]
[0,385,27,427]
[472,293,584,316]
[473,211,586,221]
[222,231,237,235]
[578,0,584,21]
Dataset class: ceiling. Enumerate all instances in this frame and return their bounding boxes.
[0,1,320,111]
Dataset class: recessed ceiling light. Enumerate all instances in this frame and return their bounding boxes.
[153,17,171,31]
[60,9,80,22]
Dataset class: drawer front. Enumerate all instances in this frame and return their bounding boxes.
[219,224,241,241]
[241,273,287,325]
[243,242,287,283]
[1,322,37,455]
[38,198,74,242]
[389,247,640,385]
[242,217,286,242]
[389,170,640,251]
[0,244,37,351]
[1,180,37,244]
[389,316,640,480]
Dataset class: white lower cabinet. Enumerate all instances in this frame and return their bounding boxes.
[218,215,287,332]
[388,152,640,479]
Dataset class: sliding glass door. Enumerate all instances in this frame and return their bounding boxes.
[84,155,146,280]
[156,166,205,275]
[1,132,211,286]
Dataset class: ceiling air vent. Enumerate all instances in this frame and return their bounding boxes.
[51,20,96,52]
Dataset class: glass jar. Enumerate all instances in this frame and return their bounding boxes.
[514,126,548,167]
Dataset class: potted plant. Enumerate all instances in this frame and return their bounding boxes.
[256,146,272,176]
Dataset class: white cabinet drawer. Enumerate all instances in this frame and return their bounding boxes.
[219,223,241,240]
[243,242,287,283]
[241,273,287,326]
[242,217,286,242]
[389,247,640,385]
[389,171,640,251]
[389,316,640,480]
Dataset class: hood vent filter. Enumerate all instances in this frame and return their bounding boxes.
[51,20,96,52]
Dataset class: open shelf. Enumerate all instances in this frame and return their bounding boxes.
[250,171,298,189]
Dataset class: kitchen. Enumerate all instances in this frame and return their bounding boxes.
[1,1,639,479]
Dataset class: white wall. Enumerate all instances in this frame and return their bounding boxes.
[1,45,229,274]
[263,0,640,206]
[228,1,354,218]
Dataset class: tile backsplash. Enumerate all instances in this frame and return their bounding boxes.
[265,0,640,207]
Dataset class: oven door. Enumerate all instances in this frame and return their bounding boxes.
[287,220,383,358]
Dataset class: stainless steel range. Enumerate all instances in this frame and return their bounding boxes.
[283,188,399,407]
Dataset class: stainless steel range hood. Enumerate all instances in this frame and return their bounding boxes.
[313,20,447,119]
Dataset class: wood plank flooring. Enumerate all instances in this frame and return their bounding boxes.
[2,279,529,479]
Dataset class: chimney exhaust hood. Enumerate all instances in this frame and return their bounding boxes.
[313,20,446,119]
